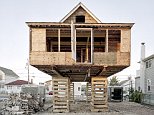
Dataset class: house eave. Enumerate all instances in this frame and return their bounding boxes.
[26,22,134,28]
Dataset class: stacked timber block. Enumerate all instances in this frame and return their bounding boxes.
[70,82,74,102]
[86,82,91,102]
[91,77,108,112]
[52,76,70,112]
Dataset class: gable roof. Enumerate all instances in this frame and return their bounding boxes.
[0,67,19,78]
[5,80,28,85]
[60,2,101,23]
[119,80,129,86]
[143,54,154,62]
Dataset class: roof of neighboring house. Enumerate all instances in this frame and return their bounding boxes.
[135,76,140,79]
[143,54,154,62]
[5,80,28,85]
[119,80,129,86]
[60,2,102,23]
[0,67,19,78]
[45,80,52,83]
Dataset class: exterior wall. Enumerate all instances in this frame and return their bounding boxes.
[45,80,52,94]
[94,52,130,66]
[135,77,140,91]
[0,70,5,81]
[30,52,74,65]
[0,70,18,94]
[74,82,82,95]
[5,85,22,94]
[0,76,17,94]
[30,51,130,66]
[64,7,97,23]
[30,28,131,67]
[31,28,46,52]
[121,29,131,52]
[144,58,154,94]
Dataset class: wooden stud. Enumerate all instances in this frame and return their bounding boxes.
[58,29,61,52]
[105,29,108,52]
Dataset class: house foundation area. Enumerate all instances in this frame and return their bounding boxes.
[26,2,134,113]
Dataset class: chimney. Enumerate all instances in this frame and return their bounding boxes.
[141,43,145,61]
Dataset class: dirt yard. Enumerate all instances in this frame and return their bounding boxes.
[34,101,154,115]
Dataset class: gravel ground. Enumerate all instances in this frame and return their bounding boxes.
[34,101,154,115]
[1,98,154,115]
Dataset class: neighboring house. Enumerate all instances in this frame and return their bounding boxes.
[137,54,154,94]
[5,80,28,94]
[119,79,135,97]
[74,82,82,96]
[135,43,154,105]
[45,80,52,94]
[0,67,19,94]
[143,54,154,94]
[135,70,140,91]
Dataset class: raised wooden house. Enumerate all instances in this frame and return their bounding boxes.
[27,2,134,112]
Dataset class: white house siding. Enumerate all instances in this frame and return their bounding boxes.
[144,58,154,94]
[135,77,140,91]
[5,85,22,94]
[74,82,82,95]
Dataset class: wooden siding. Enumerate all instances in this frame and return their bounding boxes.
[31,28,46,52]
[93,52,130,66]
[121,29,131,52]
[30,52,130,66]
[30,52,74,65]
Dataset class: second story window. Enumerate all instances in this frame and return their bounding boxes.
[76,15,85,23]
[147,79,151,91]
[146,59,152,68]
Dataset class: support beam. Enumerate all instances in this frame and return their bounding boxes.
[74,29,76,62]
[58,29,60,52]
[105,29,108,52]
[91,28,93,63]
[71,21,74,59]
[86,37,90,62]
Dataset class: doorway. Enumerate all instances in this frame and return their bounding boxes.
[76,28,93,63]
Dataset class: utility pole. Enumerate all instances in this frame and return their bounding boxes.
[26,59,30,84]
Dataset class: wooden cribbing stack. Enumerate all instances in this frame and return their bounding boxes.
[86,82,92,102]
[52,76,70,112]
[91,77,108,112]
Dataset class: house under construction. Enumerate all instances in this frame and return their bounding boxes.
[26,2,134,112]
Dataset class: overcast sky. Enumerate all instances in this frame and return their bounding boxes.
[0,0,154,83]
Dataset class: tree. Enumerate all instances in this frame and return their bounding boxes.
[109,76,119,86]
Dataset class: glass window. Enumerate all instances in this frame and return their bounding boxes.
[146,59,152,68]
[147,79,151,91]
[146,61,149,68]
[78,87,80,91]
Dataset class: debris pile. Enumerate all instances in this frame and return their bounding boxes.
[2,93,44,114]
